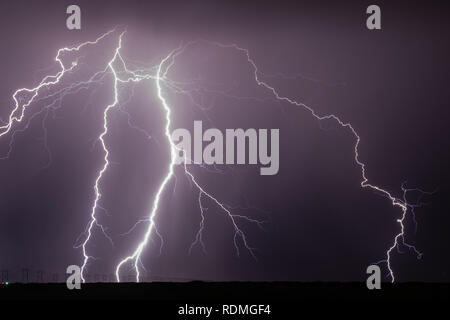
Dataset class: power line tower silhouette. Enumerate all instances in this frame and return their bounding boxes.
[36,270,45,283]
[1,270,8,282]
[52,273,59,282]
[22,268,29,283]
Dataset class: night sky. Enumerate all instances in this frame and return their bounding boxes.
[0,0,449,283]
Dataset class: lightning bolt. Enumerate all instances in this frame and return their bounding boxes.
[195,41,430,282]
[0,29,431,283]
[79,30,127,282]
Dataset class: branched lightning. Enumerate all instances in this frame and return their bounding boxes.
[0,29,115,138]
[0,29,432,283]
[115,44,265,282]
[79,30,127,282]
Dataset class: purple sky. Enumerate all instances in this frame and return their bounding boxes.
[0,0,449,282]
